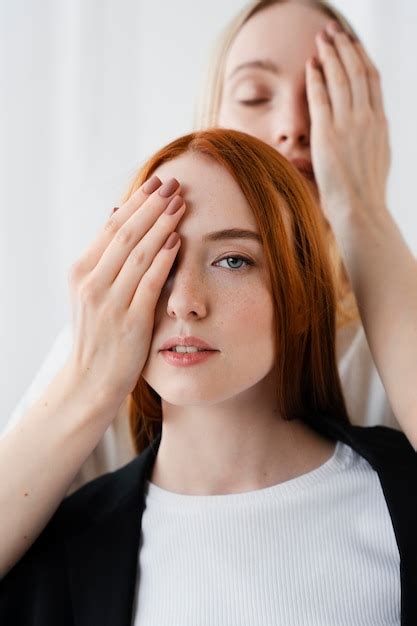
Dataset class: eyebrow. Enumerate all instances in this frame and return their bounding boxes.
[227,59,281,80]
[203,228,262,244]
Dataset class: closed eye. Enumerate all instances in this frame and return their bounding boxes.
[238,98,270,106]
[214,255,255,271]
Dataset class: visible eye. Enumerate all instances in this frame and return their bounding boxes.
[214,255,255,271]
[237,98,270,106]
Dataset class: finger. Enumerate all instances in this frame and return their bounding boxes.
[305,56,332,127]
[315,29,351,124]
[329,28,371,114]
[130,230,182,313]
[354,40,385,115]
[73,175,167,275]
[92,178,183,290]
[111,195,186,308]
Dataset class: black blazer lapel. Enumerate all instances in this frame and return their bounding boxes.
[64,435,162,626]
[63,418,417,625]
[376,460,417,626]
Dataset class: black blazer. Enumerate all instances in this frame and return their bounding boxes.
[1,414,416,626]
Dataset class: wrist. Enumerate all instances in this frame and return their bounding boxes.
[29,361,124,436]
[62,358,126,413]
[324,196,391,241]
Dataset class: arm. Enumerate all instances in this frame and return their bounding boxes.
[0,173,187,578]
[0,363,122,579]
[332,203,417,450]
[306,22,417,449]
[2,324,73,437]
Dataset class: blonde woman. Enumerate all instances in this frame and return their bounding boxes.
[1,0,416,578]
[1,128,416,624]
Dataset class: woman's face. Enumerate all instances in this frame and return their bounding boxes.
[218,2,329,184]
[141,152,278,409]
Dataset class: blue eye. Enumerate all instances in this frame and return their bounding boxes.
[215,255,254,271]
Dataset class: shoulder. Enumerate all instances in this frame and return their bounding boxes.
[53,434,162,532]
[308,412,416,473]
[55,452,145,532]
[0,450,147,595]
[343,423,417,474]
[354,423,414,451]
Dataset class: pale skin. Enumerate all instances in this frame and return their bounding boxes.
[1,1,416,577]
[218,2,417,449]
[0,176,191,577]
[142,153,335,495]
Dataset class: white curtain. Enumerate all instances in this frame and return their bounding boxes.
[1,0,416,427]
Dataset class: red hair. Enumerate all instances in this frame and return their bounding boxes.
[121,129,350,453]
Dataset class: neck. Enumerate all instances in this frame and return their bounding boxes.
[149,405,336,496]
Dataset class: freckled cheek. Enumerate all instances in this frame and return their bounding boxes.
[223,289,275,353]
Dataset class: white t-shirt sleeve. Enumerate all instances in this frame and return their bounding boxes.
[2,323,73,437]
[337,321,402,431]
[2,321,136,492]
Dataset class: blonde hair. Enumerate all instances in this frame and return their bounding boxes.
[193,0,360,327]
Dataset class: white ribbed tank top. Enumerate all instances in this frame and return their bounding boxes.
[132,441,400,625]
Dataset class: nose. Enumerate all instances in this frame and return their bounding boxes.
[165,265,208,321]
[272,90,310,151]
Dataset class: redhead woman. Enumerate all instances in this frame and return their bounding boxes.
[1,128,416,625]
[1,0,416,578]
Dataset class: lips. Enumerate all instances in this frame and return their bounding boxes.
[161,349,218,367]
[159,335,217,351]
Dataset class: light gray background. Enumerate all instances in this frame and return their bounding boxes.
[1,0,416,428]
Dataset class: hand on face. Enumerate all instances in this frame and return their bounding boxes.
[306,20,391,221]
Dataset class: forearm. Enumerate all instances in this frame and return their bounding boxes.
[0,364,121,578]
[334,203,417,449]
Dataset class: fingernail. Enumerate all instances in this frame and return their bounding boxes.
[320,29,332,44]
[159,178,180,197]
[165,195,185,215]
[311,56,321,70]
[143,175,162,194]
[329,20,343,33]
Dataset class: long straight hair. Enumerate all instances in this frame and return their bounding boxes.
[193,0,360,328]
[120,128,350,453]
